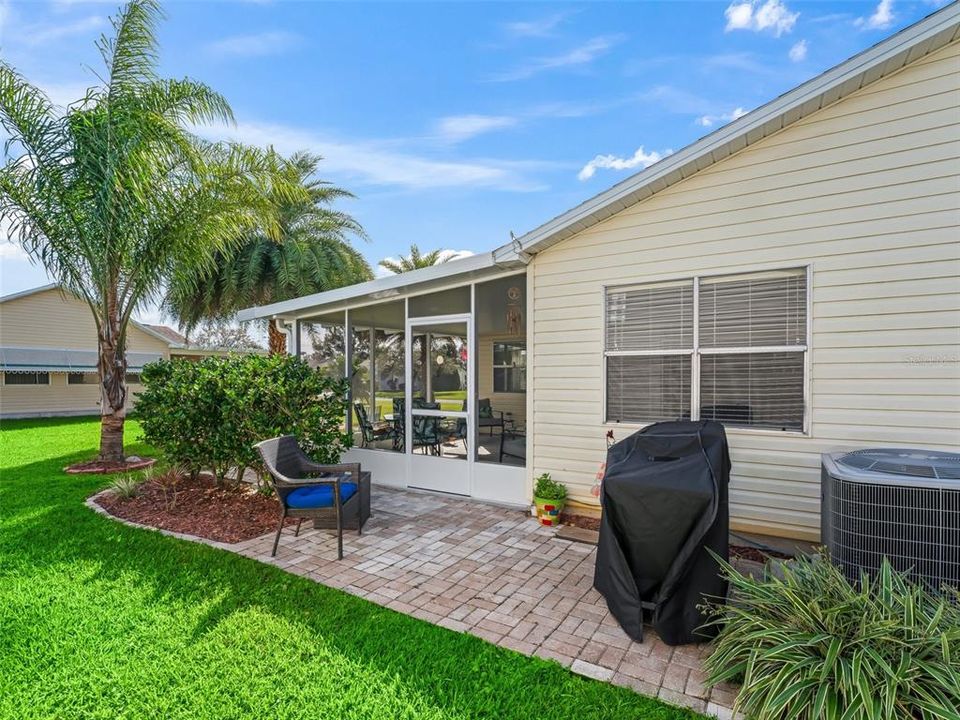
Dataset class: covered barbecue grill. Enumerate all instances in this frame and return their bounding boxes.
[593,420,730,645]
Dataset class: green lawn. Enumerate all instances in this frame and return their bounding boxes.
[371,390,466,419]
[0,417,700,720]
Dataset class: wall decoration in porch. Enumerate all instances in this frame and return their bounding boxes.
[506,286,523,335]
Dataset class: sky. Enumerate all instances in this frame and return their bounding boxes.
[0,0,948,324]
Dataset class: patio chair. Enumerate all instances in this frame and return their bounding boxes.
[254,435,370,560]
[392,397,405,450]
[462,398,504,435]
[354,403,392,448]
[411,401,442,454]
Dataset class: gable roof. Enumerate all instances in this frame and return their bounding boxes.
[143,324,188,346]
[493,1,960,263]
[1,284,196,349]
[239,2,959,322]
[0,283,181,346]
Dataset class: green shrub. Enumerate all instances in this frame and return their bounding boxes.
[533,473,567,502]
[109,475,141,499]
[136,354,351,485]
[702,551,960,719]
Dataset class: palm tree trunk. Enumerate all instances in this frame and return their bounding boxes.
[268,321,288,355]
[98,289,127,463]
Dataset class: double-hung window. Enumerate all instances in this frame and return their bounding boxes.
[493,341,526,393]
[604,268,807,432]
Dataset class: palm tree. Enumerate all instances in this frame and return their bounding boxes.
[378,244,451,274]
[165,151,373,355]
[0,0,297,462]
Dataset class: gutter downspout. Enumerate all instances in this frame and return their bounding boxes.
[272,317,295,355]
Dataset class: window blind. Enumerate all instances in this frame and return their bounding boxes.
[606,355,691,424]
[605,282,694,351]
[699,270,806,348]
[700,352,805,431]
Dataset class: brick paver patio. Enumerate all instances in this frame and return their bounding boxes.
[227,487,740,718]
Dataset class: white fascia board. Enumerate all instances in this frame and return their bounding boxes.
[236,252,510,321]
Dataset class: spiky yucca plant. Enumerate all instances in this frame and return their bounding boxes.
[702,551,960,719]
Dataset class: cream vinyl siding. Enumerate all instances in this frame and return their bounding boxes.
[529,40,960,540]
[0,287,166,418]
[0,287,170,354]
[1,373,145,416]
[478,335,526,426]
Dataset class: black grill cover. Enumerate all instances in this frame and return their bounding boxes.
[593,421,730,645]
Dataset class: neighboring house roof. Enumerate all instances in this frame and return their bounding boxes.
[143,324,188,346]
[236,2,960,322]
[0,347,163,373]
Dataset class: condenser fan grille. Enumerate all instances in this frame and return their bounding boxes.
[823,449,960,593]
[838,448,960,480]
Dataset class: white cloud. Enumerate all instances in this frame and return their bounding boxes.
[12,14,105,46]
[695,107,749,127]
[725,0,798,36]
[0,218,28,261]
[855,0,895,30]
[788,39,808,62]
[578,146,670,181]
[504,12,571,38]
[489,35,625,82]
[199,120,549,192]
[433,115,518,144]
[205,31,301,58]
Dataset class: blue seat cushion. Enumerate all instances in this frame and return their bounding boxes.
[286,482,358,509]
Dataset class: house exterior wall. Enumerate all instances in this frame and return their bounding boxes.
[0,287,170,353]
[0,373,145,417]
[528,40,960,540]
[0,287,167,418]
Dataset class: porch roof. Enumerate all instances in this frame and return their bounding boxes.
[236,251,523,321]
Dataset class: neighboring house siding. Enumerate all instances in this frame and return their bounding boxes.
[0,287,170,354]
[0,287,167,418]
[478,334,526,427]
[0,373,145,417]
[530,40,960,540]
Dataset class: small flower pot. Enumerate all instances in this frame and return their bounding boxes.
[534,496,565,527]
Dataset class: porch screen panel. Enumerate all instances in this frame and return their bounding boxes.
[605,281,693,424]
[698,269,807,430]
[606,355,691,424]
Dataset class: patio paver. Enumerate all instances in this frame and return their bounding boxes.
[217,487,739,716]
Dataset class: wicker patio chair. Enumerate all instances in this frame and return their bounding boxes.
[254,435,370,560]
[354,403,392,448]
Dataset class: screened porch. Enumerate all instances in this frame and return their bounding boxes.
[290,271,529,506]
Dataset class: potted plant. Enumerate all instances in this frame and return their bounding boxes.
[533,473,567,526]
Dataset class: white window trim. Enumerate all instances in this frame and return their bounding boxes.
[492,339,526,394]
[601,265,811,436]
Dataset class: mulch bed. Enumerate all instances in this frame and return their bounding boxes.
[561,512,600,532]
[97,474,294,544]
[66,457,156,474]
[730,544,792,562]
